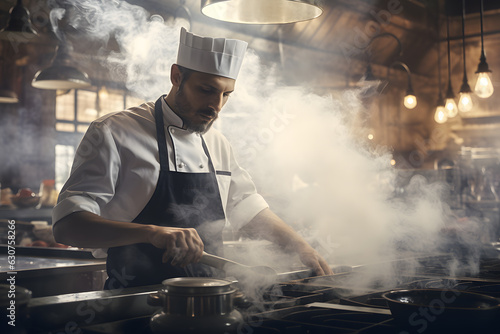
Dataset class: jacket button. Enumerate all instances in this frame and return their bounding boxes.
[178,162,185,168]
[199,164,204,169]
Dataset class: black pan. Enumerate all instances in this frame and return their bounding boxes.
[382,289,500,332]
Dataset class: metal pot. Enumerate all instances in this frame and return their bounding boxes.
[382,289,500,332]
[148,277,244,334]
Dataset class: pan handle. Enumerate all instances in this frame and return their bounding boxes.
[199,251,244,271]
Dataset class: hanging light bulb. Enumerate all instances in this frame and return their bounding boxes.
[458,0,473,112]
[474,0,494,98]
[404,83,417,109]
[445,95,458,118]
[385,61,417,109]
[444,14,458,118]
[434,93,447,124]
[458,91,473,112]
[475,72,494,98]
[434,12,447,124]
[404,95,417,109]
[435,105,448,124]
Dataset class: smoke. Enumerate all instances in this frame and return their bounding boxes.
[219,51,486,288]
[63,0,182,100]
[60,0,490,290]
[50,8,66,42]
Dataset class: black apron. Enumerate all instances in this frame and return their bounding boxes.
[104,96,226,289]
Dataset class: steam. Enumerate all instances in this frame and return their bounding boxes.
[64,0,182,100]
[60,0,490,291]
[220,53,486,287]
[50,8,66,42]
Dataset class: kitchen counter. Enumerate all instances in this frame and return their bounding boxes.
[0,245,106,297]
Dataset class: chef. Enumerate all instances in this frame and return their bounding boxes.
[52,28,333,289]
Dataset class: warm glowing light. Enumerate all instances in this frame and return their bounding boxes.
[458,92,473,112]
[445,98,458,118]
[129,34,151,61]
[201,0,323,24]
[403,94,417,109]
[390,159,396,166]
[434,106,447,124]
[474,72,494,98]
[367,133,374,140]
[99,87,109,100]
[85,108,98,117]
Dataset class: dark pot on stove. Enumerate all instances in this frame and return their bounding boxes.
[148,277,244,334]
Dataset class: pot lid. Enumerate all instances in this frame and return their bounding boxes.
[161,277,234,295]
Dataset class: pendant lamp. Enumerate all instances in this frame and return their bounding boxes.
[435,42,447,123]
[434,9,447,124]
[387,62,417,109]
[444,14,458,118]
[0,52,19,104]
[458,0,473,112]
[201,0,322,24]
[0,0,37,41]
[173,0,192,30]
[32,43,91,90]
[474,0,494,98]
[0,89,19,104]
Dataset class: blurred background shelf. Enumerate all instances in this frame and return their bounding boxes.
[0,207,53,223]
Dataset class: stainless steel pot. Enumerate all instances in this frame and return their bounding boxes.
[148,277,244,334]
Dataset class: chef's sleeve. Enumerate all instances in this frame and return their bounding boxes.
[52,120,121,224]
[225,146,268,230]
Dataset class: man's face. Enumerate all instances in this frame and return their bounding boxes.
[173,70,236,133]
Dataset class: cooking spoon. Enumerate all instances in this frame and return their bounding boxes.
[200,251,278,284]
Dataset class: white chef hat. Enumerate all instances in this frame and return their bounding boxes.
[176,27,248,80]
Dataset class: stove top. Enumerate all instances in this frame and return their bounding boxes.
[28,254,500,334]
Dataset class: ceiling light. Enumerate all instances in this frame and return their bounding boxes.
[201,0,323,24]
[174,0,192,30]
[0,0,37,41]
[363,63,377,81]
[458,0,473,113]
[387,61,417,110]
[0,89,19,103]
[434,19,447,124]
[434,93,447,124]
[474,0,494,98]
[32,43,91,90]
[444,14,458,118]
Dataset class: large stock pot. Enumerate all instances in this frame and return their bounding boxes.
[148,277,244,334]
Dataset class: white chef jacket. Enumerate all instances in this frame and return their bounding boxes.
[52,98,268,256]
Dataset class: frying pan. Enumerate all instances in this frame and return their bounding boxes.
[382,289,500,332]
[199,251,278,286]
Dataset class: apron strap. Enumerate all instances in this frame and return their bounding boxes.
[201,136,217,173]
[154,96,169,171]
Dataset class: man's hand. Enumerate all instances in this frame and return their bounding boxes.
[241,208,334,276]
[148,226,204,267]
[298,246,334,276]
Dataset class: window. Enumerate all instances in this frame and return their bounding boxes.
[55,88,145,189]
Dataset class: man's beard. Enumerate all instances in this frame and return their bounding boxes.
[175,88,218,134]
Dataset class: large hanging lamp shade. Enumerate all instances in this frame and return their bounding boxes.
[32,43,91,90]
[0,89,19,103]
[201,0,323,24]
[0,0,37,40]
